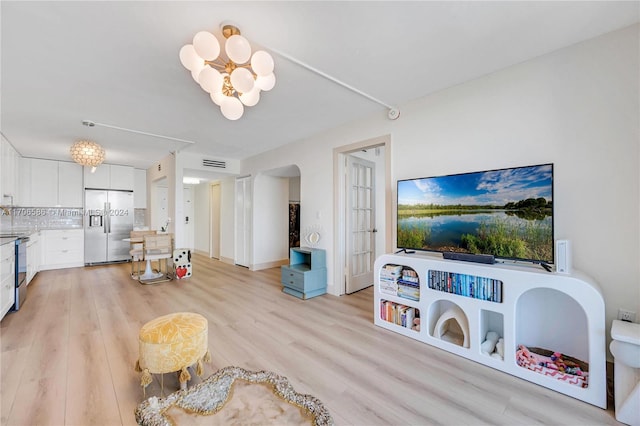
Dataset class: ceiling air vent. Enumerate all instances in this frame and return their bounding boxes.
[202,158,226,169]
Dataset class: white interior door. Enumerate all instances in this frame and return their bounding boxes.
[210,183,221,259]
[235,177,251,267]
[183,186,194,250]
[346,155,376,294]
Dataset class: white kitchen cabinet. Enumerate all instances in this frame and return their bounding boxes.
[30,159,59,206]
[18,159,83,207]
[83,165,110,189]
[40,229,84,270]
[134,168,147,208]
[57,162,83,207]
[1,136,19,205]
[26,231,40,284]
[1,242,16,320]
[84,164,134,191]
[0,139,8,201]
[110,164,134,191]
[17,157,32,206]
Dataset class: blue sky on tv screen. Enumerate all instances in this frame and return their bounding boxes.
[398,164,553,206]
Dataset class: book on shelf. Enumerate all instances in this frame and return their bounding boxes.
[380,300,418,329]
[403,307,415,329]
[401,269,418,284]
[381,264,402,279]
[397,292,419,302]
[397,279,419,287]
[380,285,398,296]
[397,281,420,301]
[380,270,401,279]
[427,269,503,303]
[381,265,422,299]
[380,300,395,322]
[399,305,407,326]
[384,264,403,273]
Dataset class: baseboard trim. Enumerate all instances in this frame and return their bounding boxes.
[41,262,85,271]
[219,256,234,265]
[250,259,289,271]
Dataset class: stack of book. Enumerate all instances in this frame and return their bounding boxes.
[428,269,503,303]
[380,264,402,296]
[379,300,418,329]
[397,269,420,301]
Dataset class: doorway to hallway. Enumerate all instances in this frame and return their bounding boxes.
[334,135,392,295]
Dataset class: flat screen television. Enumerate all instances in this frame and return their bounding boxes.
[397,163,554,264]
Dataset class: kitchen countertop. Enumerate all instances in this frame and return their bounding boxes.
[1,227,82,234]
[0,227,83,245]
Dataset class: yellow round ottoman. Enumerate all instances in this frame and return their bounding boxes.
[135,312,211,396]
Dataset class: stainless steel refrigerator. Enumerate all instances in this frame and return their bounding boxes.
[84,189,134,265]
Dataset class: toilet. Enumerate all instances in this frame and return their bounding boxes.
[610,320,640,425]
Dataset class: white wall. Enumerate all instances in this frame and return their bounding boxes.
[146,153,175,234]
[219,176,236,263]
[182,185,195,249]
[289,176,300,202]
[241,24,639,351]
[155,184,168,230]
[134,168,147,209]
[193,182,210,254]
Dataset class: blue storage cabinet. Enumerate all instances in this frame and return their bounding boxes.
[281,247,327,299]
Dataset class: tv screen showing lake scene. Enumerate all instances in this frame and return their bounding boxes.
[397,164,553,263]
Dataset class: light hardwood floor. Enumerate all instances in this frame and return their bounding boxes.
[1,254,622,425]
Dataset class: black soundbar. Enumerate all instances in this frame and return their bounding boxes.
[442,252,495,264]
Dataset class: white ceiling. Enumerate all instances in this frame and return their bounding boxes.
[2,1,638,170]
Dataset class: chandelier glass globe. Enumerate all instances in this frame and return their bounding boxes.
[179,24,275,120]
[220,96,244,120]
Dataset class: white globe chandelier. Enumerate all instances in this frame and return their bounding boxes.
[179,24,275,121]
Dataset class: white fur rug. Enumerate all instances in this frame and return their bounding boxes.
[135,366,334,426]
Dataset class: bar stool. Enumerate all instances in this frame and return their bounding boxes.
[139,234,173,284]
[129,230,157,279]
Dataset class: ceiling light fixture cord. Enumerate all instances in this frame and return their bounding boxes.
[83,121,196,145]
[267,47,400,120]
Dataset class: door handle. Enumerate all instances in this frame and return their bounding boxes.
[105,202,111,234]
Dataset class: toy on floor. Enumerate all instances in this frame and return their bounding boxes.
[173,249,192,280]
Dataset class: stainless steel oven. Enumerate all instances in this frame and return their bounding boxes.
[13,236,28,311]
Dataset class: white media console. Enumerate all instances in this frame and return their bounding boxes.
[374,252,606,408]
